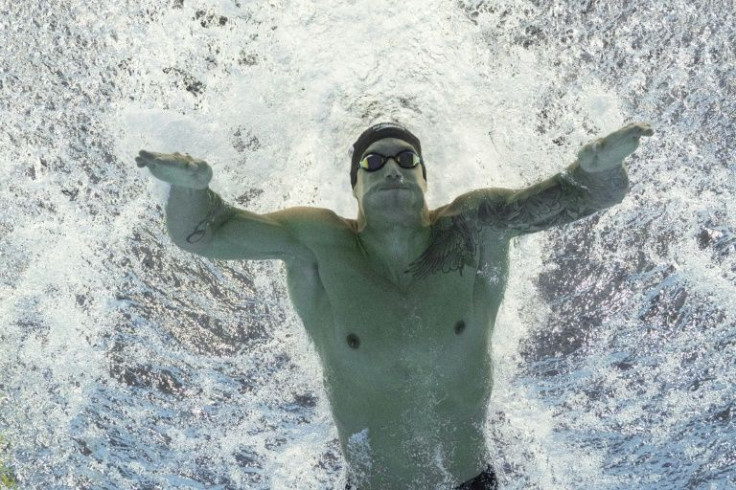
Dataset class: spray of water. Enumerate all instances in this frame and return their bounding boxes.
[1,0,734,488]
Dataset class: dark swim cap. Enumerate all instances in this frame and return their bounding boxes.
[350,122,425,188]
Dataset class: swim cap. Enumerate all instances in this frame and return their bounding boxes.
[350,122,425,187]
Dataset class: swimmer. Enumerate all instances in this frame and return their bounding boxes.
[137,121,653,489]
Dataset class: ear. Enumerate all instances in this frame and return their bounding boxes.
[352,172,362,198]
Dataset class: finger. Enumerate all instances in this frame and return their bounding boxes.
[138,150,159,159]
[629,123,654,137]
[640,125,654,137]
[631,128,653,139]
[137,150,160,167]
[605,126,635,143]
[145,153,186,169]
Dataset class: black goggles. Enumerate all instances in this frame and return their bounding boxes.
[358,150,422,172]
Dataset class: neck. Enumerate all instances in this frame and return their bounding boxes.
[356,206,431,267]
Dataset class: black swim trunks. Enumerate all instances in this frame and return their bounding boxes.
[454,465,498,489]
[344,465,498,489]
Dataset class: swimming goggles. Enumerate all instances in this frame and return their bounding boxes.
[358,150,422,172]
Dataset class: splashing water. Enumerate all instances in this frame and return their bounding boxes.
[1,0,734,488]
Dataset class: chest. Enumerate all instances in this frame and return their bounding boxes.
[286,228,510,346]
[322,243,473,310]
[318,239,508,341]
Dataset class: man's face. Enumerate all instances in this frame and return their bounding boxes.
[352,138,427,213]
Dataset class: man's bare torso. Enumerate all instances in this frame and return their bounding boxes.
[284,209,510,487]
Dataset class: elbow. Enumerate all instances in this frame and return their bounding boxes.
[168,229,211,255]
[170,237,205,255]
[165,218,210,251]
[599,188,629,208]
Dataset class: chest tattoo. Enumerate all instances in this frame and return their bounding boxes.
[405,211,479,279]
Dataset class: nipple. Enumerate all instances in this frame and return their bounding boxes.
[454,320,466,335]
[347,334,361,349]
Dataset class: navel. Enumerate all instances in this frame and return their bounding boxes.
[454,320,466,335]
[347,333,361,349]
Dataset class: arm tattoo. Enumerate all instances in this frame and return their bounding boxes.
[407,164,629,278]
[486,164,630,234]
[186,190,235,244]
[477,172,590,234]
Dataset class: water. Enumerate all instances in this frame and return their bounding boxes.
[1,0,734,488]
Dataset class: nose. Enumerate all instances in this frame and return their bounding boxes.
[384,158,403,180]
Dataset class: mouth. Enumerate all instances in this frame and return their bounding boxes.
[377,183,411,191]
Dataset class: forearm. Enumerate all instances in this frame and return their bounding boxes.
[476,160,630,235]
[474,123,651,235]
[165,186,234,250]
[566,160,629,209]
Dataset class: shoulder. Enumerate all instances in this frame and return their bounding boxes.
[267,206,345,224]
[267,206,354,242]
[431,187,513,222]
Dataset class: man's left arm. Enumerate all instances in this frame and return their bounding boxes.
[407,124,653,278]
[474,123,654,236]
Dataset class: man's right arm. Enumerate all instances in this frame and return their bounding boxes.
[166,186,317,263]
[138,150,316,263]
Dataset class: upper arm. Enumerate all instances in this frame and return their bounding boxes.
[192,206,333,263]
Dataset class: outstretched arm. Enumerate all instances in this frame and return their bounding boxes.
[406,124,653,278]
[136,150,317,263]
[469,123,653,236]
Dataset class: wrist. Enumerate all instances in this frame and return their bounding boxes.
[579,158,624,173]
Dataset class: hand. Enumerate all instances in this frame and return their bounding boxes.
[577,123,654,173]
[136,150,213,189]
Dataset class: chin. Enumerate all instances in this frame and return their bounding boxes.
[365,189,424,212]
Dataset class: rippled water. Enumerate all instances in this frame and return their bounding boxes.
[1,0,734,488]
